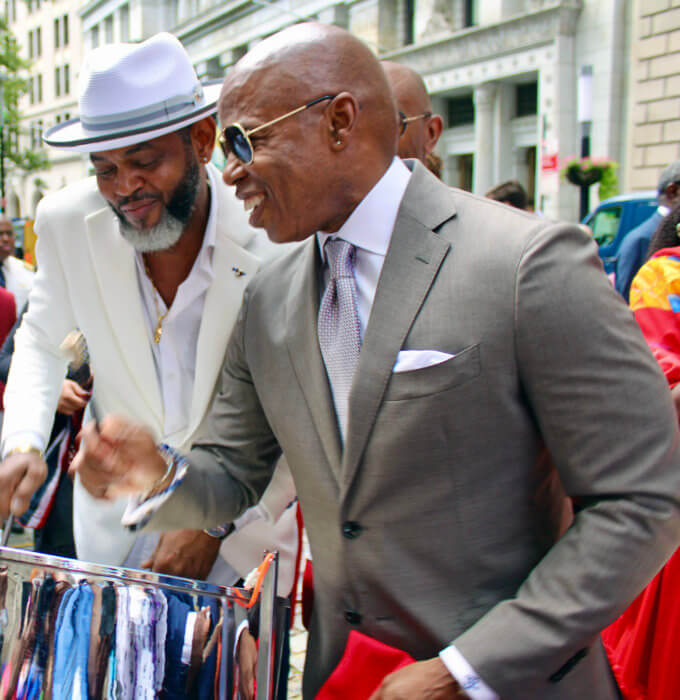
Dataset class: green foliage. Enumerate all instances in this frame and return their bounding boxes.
[598,161,619,200]
[0,15,48,174]
[561,156,618,198]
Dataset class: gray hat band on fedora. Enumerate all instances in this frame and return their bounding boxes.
[42,32,222,153]
[80,84,204,131]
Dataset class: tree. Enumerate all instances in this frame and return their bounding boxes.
[0,14,48,203]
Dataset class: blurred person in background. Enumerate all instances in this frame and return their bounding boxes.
[615,160,680,302]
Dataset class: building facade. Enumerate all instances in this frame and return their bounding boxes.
[6,0,84,218]
[624,0,680,193]
[174,0,629,221]
[5,0,632,223]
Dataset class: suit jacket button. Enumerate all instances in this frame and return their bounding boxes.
[342,521,362,539]
[344,610,362,625]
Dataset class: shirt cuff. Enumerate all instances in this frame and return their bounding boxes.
[2,431,46,458]
[439,645,499,700]
[120,444,189,531]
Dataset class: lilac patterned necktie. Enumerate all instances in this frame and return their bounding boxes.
[318,238,361,439]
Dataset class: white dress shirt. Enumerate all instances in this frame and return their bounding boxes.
[319,157,498,700]
[135,190,216,441]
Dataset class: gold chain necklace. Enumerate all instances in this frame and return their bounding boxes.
[143,258,169,344]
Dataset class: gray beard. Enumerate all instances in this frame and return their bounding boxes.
[118,210,184,252]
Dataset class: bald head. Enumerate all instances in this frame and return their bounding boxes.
[218,23,402,243]
[382,61,443,165]
[220,23,397,160]
[382,62,432,115]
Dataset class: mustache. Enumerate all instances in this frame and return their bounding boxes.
[115,193,162,209]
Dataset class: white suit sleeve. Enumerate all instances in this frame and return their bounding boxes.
[1,199,76,451]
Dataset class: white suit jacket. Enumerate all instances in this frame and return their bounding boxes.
[2,164,297,592]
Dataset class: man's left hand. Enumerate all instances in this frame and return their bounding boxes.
[368,658,466,700]
[141,529,222,580]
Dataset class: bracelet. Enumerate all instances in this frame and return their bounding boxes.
[140,445,176,501]
[5,445,43,459]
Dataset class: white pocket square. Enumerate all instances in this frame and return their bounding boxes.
[393,350,456,373]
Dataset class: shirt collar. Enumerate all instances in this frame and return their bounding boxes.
[317,157,411,260]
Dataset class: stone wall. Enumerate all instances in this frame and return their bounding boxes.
[626,0,680,191]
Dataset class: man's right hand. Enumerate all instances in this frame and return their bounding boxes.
[0,450,47,519]
[72,415,167,500]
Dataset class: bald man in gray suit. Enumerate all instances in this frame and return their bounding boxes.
[68,23,680,700]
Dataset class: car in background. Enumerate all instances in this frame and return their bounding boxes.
[582,191,658,274]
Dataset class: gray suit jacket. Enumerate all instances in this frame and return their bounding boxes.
[151,162,680,699]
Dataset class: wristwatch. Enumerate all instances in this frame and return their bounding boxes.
[203,523,236,540]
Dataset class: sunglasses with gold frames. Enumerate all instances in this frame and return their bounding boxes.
[219,94,337,165]
[398,110,432,136]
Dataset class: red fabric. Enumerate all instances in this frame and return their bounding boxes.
[633,306,680,388]
[301,558,314,631]
[602,548,680,699]
[604,249,680,699]
[289,503,304,627]
[316,630,415,700]
[0,288,16,410]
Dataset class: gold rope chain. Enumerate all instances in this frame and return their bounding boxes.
[143,258,169,344]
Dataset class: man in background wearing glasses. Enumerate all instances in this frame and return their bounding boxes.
[69,21,680,700]
[382,61,443,175]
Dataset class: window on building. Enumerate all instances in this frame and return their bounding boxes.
[37,73,42,102]
[54,17,60,49]
[403,0,415,46]
[63,14,69,46]
[64,112,70,121]
[456,153,474,191]
[26,0,32,12]
[464,0,475,27]
[36,26,41,57]
[28,76,34,105]
[104,15,113,43]
[91,25,99,49]
[590,206,622,247]
[54,65,60,97]
[63,64,69,94]
[515,81,538,117]
[120,4,129,42]
[447,95,475,127]
[37,119,43,147]
[27,29,33,59]
[55,114,61,124]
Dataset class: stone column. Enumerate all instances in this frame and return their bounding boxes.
[473,82,497,195]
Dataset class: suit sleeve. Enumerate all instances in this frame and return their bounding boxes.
[144,284,282,532]
[1,200,75,449]
[453,222,680,697]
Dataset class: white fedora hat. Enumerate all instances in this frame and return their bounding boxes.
[43,32,222,153]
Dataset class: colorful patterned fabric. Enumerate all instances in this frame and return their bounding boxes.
[629,245,680,388]
[603,245,680,699]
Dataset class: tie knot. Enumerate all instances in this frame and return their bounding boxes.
[324,238,355,280]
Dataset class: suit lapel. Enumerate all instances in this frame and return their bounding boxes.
[187,226,260,439]
[341,165,455,495]
[286,239,343,479]
[84,206,163,426]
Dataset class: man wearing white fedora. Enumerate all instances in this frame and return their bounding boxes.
[0,33,298,598]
